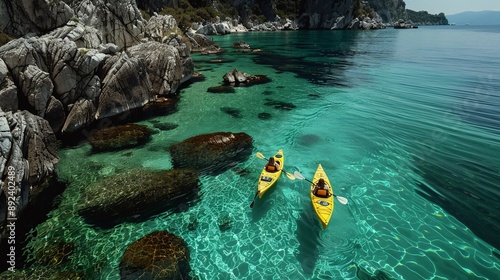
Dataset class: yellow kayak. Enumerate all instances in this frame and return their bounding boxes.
[257,149,284,198]
[310,164,334,229]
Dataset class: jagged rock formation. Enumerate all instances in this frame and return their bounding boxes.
[367,0,406,23]
[0,31,193,134]
[67,0,146,50]
[133,0,407,31]
[0,0,196,243]
[0,0,73,37]
[0,109,58,229]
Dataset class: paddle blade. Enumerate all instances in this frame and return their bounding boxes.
[256,152,266,159]
[285,172,295,180]
[293,171,305,180]
[336,195,348,205]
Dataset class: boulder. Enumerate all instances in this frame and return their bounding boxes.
[222,68,271,86]
[169,132,253,174]
[120,231,191,280]
[1,0,73,37]
[0,76,18,112]
[196,22,232,35]
[73,0,146,50]
[128,41,185,96]
[96,53,153,120]
[49,21,104,49]
[231,41,250,49]
[78,169,200,225]
[145,14,177,42]
[87,123,152,152]
[19,65,53,118]
[61,99,96,134]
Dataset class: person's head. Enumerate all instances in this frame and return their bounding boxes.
[318,178,325,186]
[268,157,275,164]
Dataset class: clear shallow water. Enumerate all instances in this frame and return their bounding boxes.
[23,26,500,279]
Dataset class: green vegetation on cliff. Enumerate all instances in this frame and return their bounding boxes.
[407,10,448,25]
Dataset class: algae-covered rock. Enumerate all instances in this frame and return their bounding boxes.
[120,231,191,280]
[88,123,152,152]
[169,132,253,175]
[35,241,75,267]
[78,169,200,225]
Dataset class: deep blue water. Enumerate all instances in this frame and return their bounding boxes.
[22,25,500,279]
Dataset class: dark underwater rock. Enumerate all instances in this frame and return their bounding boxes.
[207,85,236,94]
[35,241,75,267]
[152,122,179,131]
[263,99,296,110]
[220,107,242,118]
[120,231,191,280]
[298,134,321,146]
[78,169,200,225]
[258,112,272,120]
[0,268,83,279]
[141,97,178,118]
[169,132,253,175]
[88,123,153,152]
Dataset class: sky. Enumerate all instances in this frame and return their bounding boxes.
[404,0,500,15]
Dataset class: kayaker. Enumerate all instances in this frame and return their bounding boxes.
[314,179,330,197]
[265,157,279,172]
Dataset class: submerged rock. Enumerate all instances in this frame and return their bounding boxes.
[263,99,296,111]
[88,123,152,152]
[220,107,243,118]
[152,122,178,131]
[141,97,178,118]
[120,231,191,280]
[79,169,200,225]
[258,112,272,120]
[35,241,75,267]
[169,132,253,175]
[207,85,236,94]
[0,268,83,279]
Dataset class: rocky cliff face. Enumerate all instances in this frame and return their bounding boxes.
[367,0,406,23]
[298,0,406,29]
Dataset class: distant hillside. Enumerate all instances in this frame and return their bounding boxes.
[406,9,448,25]
[447,11,500,25]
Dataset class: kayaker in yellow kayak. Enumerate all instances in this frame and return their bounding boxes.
[265,157,280,172]
[313,178,331,198]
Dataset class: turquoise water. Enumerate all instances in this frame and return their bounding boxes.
[23,26,500,279]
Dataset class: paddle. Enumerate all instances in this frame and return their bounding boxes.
[293,171,348,205]
[256,152,295,180]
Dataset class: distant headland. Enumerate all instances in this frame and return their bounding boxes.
[446,10,500,25]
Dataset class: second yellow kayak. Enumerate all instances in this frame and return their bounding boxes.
[310,164,334,229]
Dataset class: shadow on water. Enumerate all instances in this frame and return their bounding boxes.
[295,211,322,277]
[249,31,365,88]
[251,186,278,222]
[414,156,500,250]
